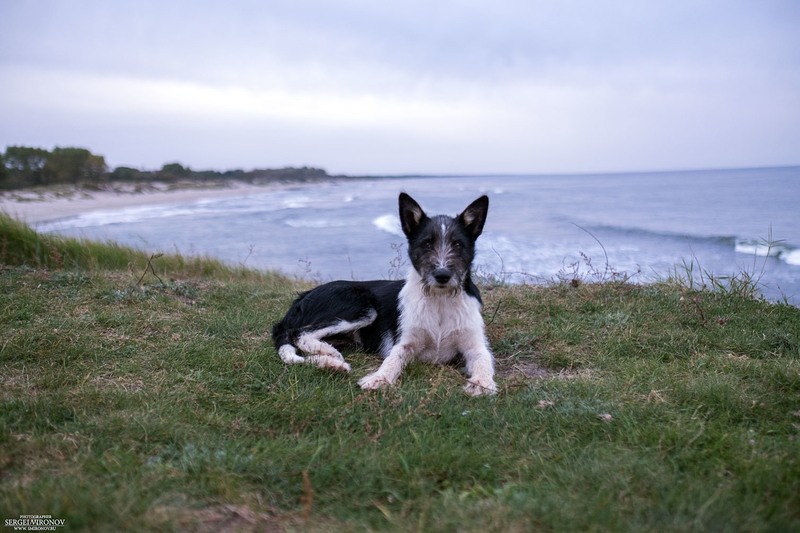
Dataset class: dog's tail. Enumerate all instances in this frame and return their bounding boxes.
[272,322,305,364]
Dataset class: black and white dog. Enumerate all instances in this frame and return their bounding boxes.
[272,193,496,396]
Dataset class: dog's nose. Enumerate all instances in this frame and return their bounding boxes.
[433,268,452,285]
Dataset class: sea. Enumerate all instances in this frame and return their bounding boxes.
[38,167,800,305]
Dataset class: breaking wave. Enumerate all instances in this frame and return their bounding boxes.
[372,213,403,236]
[284,218,352,229]
[589,223,798,267]
[36,203,215,231]
[735,239,799,265]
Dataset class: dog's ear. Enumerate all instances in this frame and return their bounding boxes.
[458,195,489,238]
[398,193,427,237]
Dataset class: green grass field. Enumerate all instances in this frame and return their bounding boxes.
[1,213,799,531]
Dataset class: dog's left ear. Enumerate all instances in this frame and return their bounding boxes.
[458,195,489,238]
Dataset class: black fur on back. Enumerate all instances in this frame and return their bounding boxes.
[271,279,403,354]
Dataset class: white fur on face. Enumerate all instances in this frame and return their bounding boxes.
[434,222,454,270]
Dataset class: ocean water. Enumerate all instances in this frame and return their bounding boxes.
[38,167,800,305]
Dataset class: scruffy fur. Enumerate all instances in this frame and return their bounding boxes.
[272,193,496,395]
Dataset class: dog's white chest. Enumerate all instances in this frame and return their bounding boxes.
[398,280,485,363]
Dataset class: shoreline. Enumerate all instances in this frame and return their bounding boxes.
[0,180,317,225]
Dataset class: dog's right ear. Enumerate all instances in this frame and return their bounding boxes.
[398,193,427,237]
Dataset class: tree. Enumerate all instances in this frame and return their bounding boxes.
[3,146,50,186]
[159,162,191,180]
[110,166,143,181]
[43,147,106,184]
[0,153,8,187]
[85,154,108,182]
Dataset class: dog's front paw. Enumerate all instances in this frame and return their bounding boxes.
[358,372,391,391]
[464,376,497,396]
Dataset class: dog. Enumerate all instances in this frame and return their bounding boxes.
[272,192,497,396]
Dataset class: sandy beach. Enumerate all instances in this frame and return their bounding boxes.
[0,181,304,225]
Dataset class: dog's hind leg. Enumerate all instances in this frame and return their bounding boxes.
[294,309,378,373]
[278,342,347,371]
[295,334,350,372]
[278,337,350,372]
[278,344,305,365]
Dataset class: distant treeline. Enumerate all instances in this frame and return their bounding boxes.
[0,145,332,190]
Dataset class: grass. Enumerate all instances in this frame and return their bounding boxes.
[1,213,799,531]
[667,230,779,303]
[0,213,266,279]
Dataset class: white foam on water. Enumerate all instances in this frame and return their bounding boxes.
[735,239,784,257]
[282,195,311,209]
[284,218,350,229]
[38,203,202,231]
[781,249,800,266]
[733,239,800,268]
[372,213,403,236]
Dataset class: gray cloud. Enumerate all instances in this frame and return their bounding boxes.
[1,0,798,173]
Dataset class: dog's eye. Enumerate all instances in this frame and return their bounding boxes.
[452,240,463,249]
[422,239,434,249]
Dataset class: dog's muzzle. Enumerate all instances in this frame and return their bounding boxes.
[423,267,461,296]
[433,268,452,285]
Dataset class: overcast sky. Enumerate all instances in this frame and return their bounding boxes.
[1,0,798,174]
